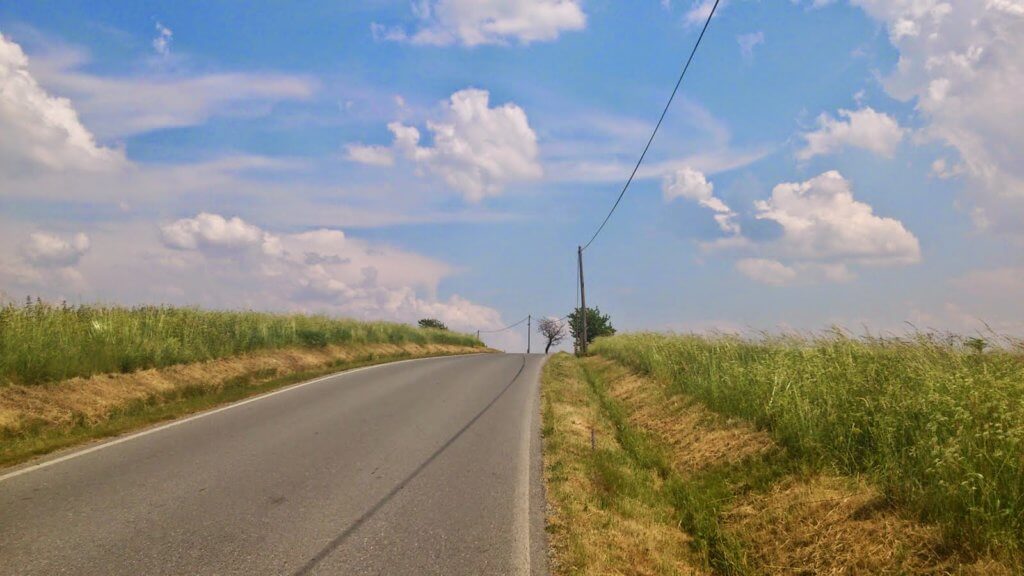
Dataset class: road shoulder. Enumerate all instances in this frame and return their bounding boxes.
[0,344,486,472]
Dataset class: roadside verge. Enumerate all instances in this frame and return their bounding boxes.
[540,353,1013,575]
[0,343,486,469]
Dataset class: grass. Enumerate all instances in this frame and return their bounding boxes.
[0,300,482,386]
[591,331,1024,561]
[540,353,704,575]
[0,347,468,469]
[543,353,1015,575]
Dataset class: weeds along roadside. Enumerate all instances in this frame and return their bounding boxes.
[0,301,482,386]
[540,353,707,575]
[542,353,1016,575]
[0,344,482,468]
[543,352,803,575]
[590,332,1024,562]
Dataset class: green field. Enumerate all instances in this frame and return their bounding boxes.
[591,331,1024,559]
[0,301,482,386]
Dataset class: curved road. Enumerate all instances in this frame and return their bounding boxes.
[0,353,549,575]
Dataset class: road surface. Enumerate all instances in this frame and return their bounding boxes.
[0,353,549,575]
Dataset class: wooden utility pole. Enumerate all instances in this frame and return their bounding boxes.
[527,315,531,354]
[578,246,588,356]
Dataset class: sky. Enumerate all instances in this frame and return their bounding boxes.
[1,0,1023,351]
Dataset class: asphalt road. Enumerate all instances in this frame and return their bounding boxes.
[0,353,549,575]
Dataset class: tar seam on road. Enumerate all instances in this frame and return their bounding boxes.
[290,354,529,576]
[0,354,486,484]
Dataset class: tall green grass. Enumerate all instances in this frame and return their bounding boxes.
[0,300,482,386]
[591,332,1024,558]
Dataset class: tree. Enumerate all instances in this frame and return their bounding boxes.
[537,317,567,354]
[418,318,448,331]
[568,306,615,349]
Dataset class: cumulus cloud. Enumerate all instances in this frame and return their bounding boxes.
[375,0,586,46]
[797,107,905,160]
[160,213,280,255]
[0,32,124,174]
[148,214,503,331]
[755,170,920,265]
[839,0,1024,236]
[153,23,173,57]
[350,89,542,202]
[712,171,920,285]
[20,232,90,268]
[662,167,740,235]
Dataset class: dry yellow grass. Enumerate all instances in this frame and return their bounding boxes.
[0,342,479,441]
[543,354,1016,575]
[599,358,774,474]
[726,475,1011,576]
[541,354,705,576]
[592,357,1014,574]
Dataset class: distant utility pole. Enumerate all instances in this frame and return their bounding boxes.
[578,246,588,356]
[527,315,531,354]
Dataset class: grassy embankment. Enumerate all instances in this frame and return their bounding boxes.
[542,331,1024,575]
[0,302,485,467]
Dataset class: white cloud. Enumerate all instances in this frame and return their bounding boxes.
[153,23,173,57]
[160,213,280,255]
[711,171,921,285]
[353,89,542,202]
[754,170,921,266]
[376,0,586,46]
[737,31,764,59]
[797,107,905,160]
[344,144,395,166]
[842,0,1024,237]
[662,166,740,235]
[152,214,502,331]
[735,258,796,286]
[26,38,315,139]
[685,0,720,25]
[1,215,506,335]
[21,232,90,268]
[0,32,124,174]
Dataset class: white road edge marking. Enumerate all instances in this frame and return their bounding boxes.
[511,355,534,576]
[0,353,484,484]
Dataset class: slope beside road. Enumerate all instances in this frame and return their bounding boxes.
[0,353,548,575]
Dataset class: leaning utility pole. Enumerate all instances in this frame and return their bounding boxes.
[578,246,588,356]
[527,315,531,354]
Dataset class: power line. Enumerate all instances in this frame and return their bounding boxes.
[581,0,722,251]
[477,315,530,334]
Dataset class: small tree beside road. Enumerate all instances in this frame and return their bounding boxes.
[537,317,567,354]
[568,307,615,350]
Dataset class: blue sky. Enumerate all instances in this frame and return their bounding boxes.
[2,0,1022,350]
